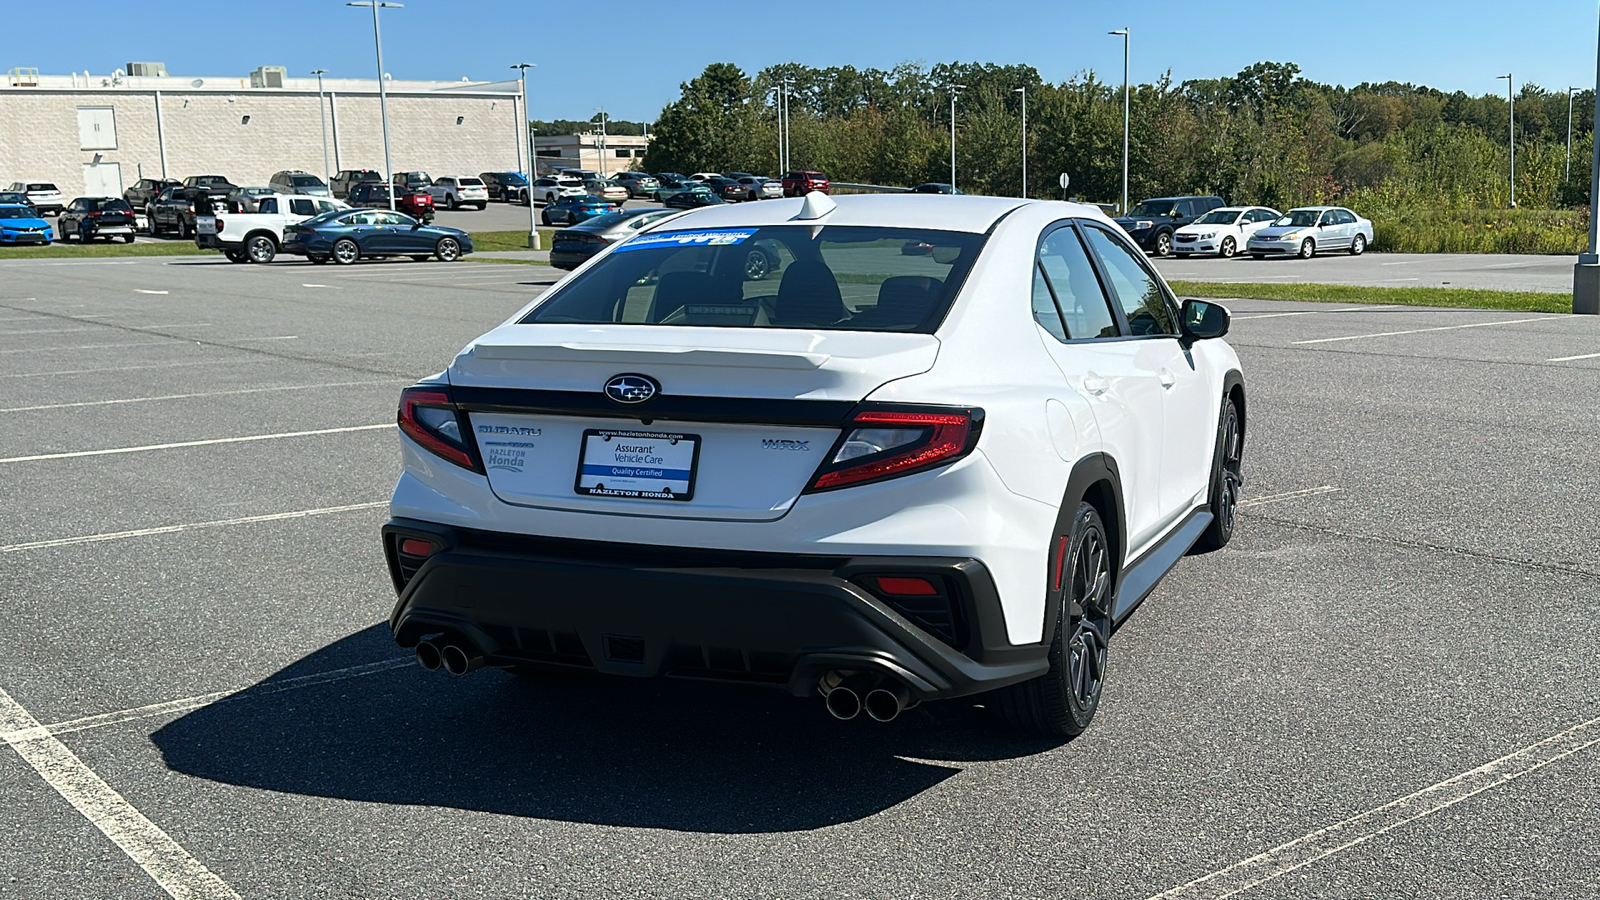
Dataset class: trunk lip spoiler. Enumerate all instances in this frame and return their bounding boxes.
[450,385,857,428]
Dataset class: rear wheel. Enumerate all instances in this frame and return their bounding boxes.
[744,250,770,280]
[1192,397,1244,553]
[331,238,359,265]
[245,234,277,264]
[224,249,247,263]
[1350,234,1367,255]
[308,255,330,265]
[435,237,461,262]
[997,502,1113,738]
[121,233,135,244]
[445,194,457,210]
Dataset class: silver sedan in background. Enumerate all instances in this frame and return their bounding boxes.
[1247,206,1374,259]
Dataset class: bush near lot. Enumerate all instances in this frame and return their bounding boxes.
[1369,207,1590,254]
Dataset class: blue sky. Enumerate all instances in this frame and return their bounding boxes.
[8,0,1600,121]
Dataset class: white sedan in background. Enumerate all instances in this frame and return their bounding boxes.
[1172,206,1280,258]
[1248,206,1375,259]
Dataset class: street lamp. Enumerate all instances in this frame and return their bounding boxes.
[311,69,330,189]
[949,84,966,191]
[1498,72,1515,207]
[347,1,401,212]
[1014,86,1027,198]
[511,62,537,249]
[1110,29,1130,214]
[779,78,794,173]
[594,108,608,179]
[1568,87,1580,181]
[1574,7,1600,313]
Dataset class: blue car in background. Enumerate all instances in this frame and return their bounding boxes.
[540,194,618,226]
[0,203,54,244]
[280,208,472,265]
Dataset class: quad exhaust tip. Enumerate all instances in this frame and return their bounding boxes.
[821,672,912,722]
[440,643,484,676]
[864,684,911,723]
[414,639,443,671]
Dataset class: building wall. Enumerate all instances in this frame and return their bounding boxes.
[0,87,526,197]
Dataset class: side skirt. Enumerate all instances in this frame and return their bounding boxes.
[1109,508,1213,626]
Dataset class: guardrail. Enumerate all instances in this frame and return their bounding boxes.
[828,182,911,194]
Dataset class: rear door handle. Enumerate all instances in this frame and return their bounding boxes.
[1083,375,1109,396]
[1159,368,1177,389]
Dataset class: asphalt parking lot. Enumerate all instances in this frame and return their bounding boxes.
[1153,251,1580,293]
[2,257,1599,899]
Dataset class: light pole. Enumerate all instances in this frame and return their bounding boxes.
[311,69,330,189]
[511,62,537,249]
[1015,86,1027,198]
[780,78,793,173]
[1110,29,1130,214]
[1575,7,1600,314]
[594,108,608,178]
[347,1,401,211]
[1498,73,1515,207]
[1568,87,1580,181]
[949,84,966,190]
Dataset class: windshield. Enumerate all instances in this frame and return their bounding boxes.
[90,199,132,212]
[1126,200,1177,217]
[0,207,37,219]
[1193,210,1239,225]
[299,209,350,227]
[521,225,983,333]
[1274,210,1322,227]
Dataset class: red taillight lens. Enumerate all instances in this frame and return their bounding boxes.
[806,406,983,492]
[874,576,939,597]
[213,218,223,231]
[397,385,481,472]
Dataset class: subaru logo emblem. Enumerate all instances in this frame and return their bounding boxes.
[604,374,659,405]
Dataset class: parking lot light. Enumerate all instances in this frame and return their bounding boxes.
[512,62,538,249]
[1014,86,1027,199]
[311,69,330,189]
[594,108,608,179]
[949,84,966,191]
[1110,29,1129,215]
[1498,73,1515,208]
[1568,87,1580,182]
[347,1,403,212]
[1574,10,1600,313]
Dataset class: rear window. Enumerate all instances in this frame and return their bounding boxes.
[459,178,484,186]
[521,225,983,333]
[91,199,132,212]
[354,172,382,182]
[27,183,57,191]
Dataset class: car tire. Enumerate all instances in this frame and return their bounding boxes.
[245,234,277,264]
[1191,396,1244,554]
[435,237,461,262]
[1250,253,1266,260]
[541,211,552,226]
[446,194,458,210]
[1154,231,1173,257]
[476,202,487,210]
[122,233,135,244]
[224,249,248,263]
[410,255,430,262]
[744,249,770,281]
[308,255,330,265]
[1350,234,1366,255]
[996,501,1113,739]
[1298,238,1315,259]
[332,238,360,265]
[1174,253,1190,259]
[1220,237,1237,258]
[179,220,192,239]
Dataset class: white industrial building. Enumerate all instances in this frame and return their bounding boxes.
[0,65,538,197]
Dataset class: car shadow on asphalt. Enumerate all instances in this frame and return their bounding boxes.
[151,624,1059,833]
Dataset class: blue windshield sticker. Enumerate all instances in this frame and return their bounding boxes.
[614,228,758,252]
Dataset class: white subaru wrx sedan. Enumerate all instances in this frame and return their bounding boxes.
[384,193,1246,737]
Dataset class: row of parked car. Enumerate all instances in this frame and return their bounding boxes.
[1112,194,1375,259]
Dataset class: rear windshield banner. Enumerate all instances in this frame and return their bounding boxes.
[614,229,758,253]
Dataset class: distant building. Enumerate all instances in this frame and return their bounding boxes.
[533,132,650,177]
[0,65,530,197]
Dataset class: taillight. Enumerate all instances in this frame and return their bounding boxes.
[806,406,983,492]
[397,385,481,472]
[213,218,223,231]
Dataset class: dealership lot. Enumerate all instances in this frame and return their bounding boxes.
[1153,251,1582,293]
[2,257,1598,899]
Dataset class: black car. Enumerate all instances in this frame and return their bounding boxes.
[0,191,36,213]
[58,197,137,243]
[548,208,682,270]
[281,208,473,265]
[1113,195,1226,257]
[702,176,746,201]
[182,175,237,202]
[124,177,182,210]
[662,189,726,210]
[479,171,530,203]
[148,186,201,236]
[910,182,961,194]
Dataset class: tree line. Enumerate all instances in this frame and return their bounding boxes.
[636,60,1597,214]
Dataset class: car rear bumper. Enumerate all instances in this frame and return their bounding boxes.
[383,518,1049,700]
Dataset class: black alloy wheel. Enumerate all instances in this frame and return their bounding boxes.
[744,249,770,280]
[1193,397,1243,553]
[997,502,1113,738]
[332,238,360,265]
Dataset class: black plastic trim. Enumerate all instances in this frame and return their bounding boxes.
[1044,453,1126,641]
[450,385,856,428]
[1110,507,1213,624]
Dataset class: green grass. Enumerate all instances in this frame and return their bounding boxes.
[1169,280,1572,314]
[467,229,560,252]
[1371,207,1589,254]
[0,239,210,259]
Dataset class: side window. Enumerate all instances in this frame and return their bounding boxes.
[1081,226,1179,337]
[1038,226,1119,340]
[1177,200,1197,218]
[290,198,315,216]
[1339,210,1357,224]
[1031,265,1068,342]
[1319,211,1337,227]
[258,198,278,214]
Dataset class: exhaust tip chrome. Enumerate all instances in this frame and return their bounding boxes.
[864,685,910,723]
[824,686,862,720]
[440,643,483,676]
[414,640,443,671]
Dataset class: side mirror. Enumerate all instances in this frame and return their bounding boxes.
[1180,298,1230,342]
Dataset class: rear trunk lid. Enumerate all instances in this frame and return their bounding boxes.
[449,324,939,520]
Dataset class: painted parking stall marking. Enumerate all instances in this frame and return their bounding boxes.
[1292,316,1555,345]
[0,501,386,553]
[0,423,390,465]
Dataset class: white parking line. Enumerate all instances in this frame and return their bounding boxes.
[1292,316,1554,345]
[1239,486,1339,507]
[2,359,251,380]
[133,289,170,295]
[1232,306,1400,320]
[0,684,243,900]
[1143,714,1600,900]
[0,340,173,355]
[1548,351,1600,362]
[0,379,394,413]
[0,326,96,336]
[0,424,390,464]
[0,501,386,552]
[229,335,298,342]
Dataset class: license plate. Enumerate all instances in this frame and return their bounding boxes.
[196,217,217,235]
[100,225,131,234]
[575,429,699,501]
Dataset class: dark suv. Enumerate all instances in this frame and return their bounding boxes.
[479,172,529,203]
[1113,195,1226,257]
[124,177,181,211]
[348,182,435,220]
[332,169,384,199]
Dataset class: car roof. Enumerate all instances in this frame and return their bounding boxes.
[1288,205,1340,212]
[639,193,1041,234]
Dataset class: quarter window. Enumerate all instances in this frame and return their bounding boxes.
[1031,266,1068,342]
[1081,226,1178,337]
[1037,226,1119,340]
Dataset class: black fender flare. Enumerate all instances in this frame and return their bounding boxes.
[1041,453,1126,642]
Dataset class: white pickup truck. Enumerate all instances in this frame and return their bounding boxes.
[194,192,343,263]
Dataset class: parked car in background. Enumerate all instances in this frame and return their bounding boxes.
[0,191,38,213]
[182,175,237,202]
[653,174,706,202]
[735,176,783,200]
[1247,206,1373,259]
[124,178,181,210]
[0,203,54,244]
[427,176,490,210]
[781,170,829,196]
[223,186,279,213]
[540,194,619,226]
[702,176,747,202]
[662,188,725,209]
[281,208,472,265]
[911,183,961,194]
[612,172,660,199]
[149,185,201,236]
[269,170,332,197]
[332,169,384,199]
[689,171,722,182]
[348,182,436,221]
[196,192,342,263]
[582,178,630,204]
[478,172,528,203]
[1113,195,1225,257]
[531,176,586,206]
[392,172,434,190]
[547,208,684,269]
[1172,206,1280,258]
[57,197,136,243]
[6,182,65,214]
